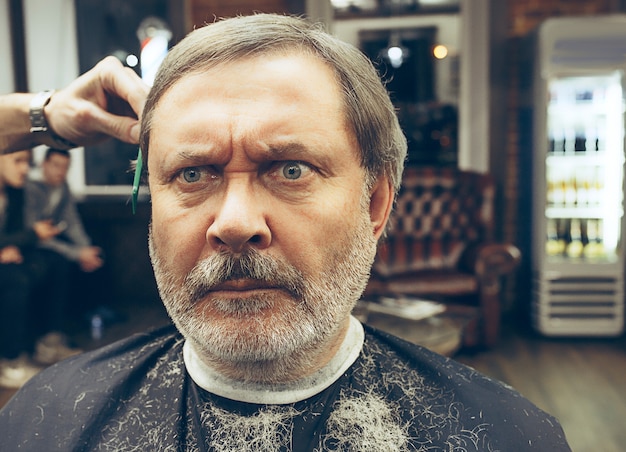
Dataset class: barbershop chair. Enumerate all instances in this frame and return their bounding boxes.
[365,166,521,348]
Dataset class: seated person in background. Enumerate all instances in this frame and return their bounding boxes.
[0,149,66,388]
[26,148,103,273]
[25,147,105,362]
[0,14,572,451]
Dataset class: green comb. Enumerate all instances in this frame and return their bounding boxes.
[132,147,143,214]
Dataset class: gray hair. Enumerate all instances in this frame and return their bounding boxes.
[140,13,407,191]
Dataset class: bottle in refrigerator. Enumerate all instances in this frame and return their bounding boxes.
[552,127,565,153]
[564,126,576,154]
[583,218,605,258]
[546,218,565,256]
[564,174,578,206]
[588,167,603,206]
[574,126,586,152]
[566,218,584,258]
[575,167,589,206]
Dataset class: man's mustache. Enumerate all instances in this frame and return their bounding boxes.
[185,249,305,303]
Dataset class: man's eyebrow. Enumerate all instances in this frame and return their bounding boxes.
[266,142,311,156]
[165,142,334,168]
[266,142,332,162]
[174,143,310,159]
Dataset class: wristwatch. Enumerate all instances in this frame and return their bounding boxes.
[29,90,77,149]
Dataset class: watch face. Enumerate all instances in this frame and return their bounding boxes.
[30,90,55,132]
[29,91,76,149]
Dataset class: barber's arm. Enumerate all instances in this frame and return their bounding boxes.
[0,56,149,154]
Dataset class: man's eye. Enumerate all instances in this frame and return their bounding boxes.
[283,162,301,180]
[182,167,202,183]
[279,161,310,180]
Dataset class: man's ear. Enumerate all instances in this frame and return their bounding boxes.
[369,177,394,240]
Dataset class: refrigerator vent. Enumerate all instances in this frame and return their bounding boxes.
[533,275,624,336]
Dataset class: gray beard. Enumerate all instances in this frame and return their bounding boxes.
[148,202,377,383]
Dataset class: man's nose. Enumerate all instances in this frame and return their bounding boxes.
[205,181,272,253]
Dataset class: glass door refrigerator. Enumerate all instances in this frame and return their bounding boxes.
[531,16,626,336]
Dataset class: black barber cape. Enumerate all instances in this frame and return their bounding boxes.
[0,322,570,451]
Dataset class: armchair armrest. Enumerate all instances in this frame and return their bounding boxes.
[459,242,521,279]
[459,242,521,347]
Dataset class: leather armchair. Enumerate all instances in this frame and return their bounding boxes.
[364,166,521,348]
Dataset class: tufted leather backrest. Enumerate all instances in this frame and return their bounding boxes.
[373,166,495,276]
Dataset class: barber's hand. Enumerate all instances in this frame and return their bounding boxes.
[78,246,104,272]
[45,56,149,145]
[33,219,62,241]
[0,246,23,264]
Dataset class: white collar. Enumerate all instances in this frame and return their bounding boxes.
[183,315,364,405]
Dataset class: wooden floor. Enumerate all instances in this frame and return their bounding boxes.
[456,322,626,452]
[1,300,625,452]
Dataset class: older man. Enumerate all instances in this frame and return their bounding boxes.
[0,14,571,451]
